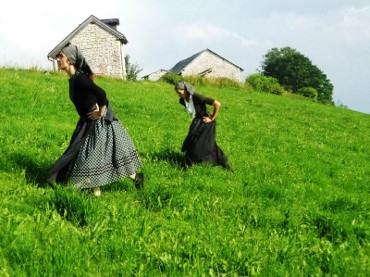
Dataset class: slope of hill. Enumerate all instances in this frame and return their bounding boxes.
[0,68,369,276]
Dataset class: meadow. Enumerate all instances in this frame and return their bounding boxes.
[0,68,369,276]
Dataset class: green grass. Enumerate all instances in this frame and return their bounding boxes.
[0,68,369,276]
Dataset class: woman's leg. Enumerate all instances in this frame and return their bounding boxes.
[92,186,101,197]
[129,173,136,180]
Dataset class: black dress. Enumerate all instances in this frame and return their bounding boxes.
[180,93,230,170]
[48,71,141,188]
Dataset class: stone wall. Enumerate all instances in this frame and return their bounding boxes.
[70,23,126,79]
[182,51,241,81]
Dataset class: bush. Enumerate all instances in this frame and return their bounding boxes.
[125,55,142,81]
[160,73,248,89]
[159,73,182,85]
[297,87,318,100]
[245,74,287,95]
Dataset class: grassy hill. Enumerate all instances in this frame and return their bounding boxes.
[0,68,369,276]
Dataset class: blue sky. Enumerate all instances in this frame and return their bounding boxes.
[1,0,369,114]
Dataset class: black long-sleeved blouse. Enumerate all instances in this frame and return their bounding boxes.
[68,71,107,119]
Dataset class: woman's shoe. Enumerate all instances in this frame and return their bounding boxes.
[134,173,145,190]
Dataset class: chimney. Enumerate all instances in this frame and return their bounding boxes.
[101,18,120,31]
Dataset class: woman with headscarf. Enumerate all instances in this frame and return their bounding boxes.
[48,43,144,196]
[174,80,232,170]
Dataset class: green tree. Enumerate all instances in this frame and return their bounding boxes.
[125,54,142,81]
[261,47,333,104]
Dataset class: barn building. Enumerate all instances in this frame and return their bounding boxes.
[168,49,243,81]
[47,15,128,79]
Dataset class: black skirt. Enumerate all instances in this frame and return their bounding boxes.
[181,118,230,169]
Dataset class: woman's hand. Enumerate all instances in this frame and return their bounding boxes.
[202,116,213,123]
[87,104,106,121]
[87,110,103,121]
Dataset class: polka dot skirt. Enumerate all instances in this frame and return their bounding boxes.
[67,118,142,188]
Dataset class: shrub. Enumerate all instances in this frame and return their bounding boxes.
[125,54,142,81]
[297,87,318,100]
[160,73,248,89]
[335,100,348,109]
[159,73,182,85]
[245,74,287,95]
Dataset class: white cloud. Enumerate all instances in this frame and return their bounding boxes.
[175,21,258,47]
[336,5,370,40]
[0,0,119,68]
[262,5,370,44]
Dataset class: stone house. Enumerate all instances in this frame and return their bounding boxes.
[168,49,244,81]
[47,15,128,79]
[141,69,168,81]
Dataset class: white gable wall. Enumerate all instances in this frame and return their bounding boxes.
[145,70,168,81]
[70,23,126,79]
[181,51,241,81]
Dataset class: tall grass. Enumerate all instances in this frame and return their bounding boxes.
[160,72,249,89]
[0,68,369,276]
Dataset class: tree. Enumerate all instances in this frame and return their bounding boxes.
[261,47,333,104]
[124,54,142,81]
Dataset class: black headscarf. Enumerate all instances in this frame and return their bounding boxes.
[61,43,93,77]
[175,80,195,95]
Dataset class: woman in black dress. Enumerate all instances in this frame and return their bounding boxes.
[174,80,231,170]
[48,44,144,196]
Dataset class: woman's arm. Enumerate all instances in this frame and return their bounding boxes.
[203,100,221,123]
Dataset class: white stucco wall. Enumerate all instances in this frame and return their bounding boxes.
[181,51,241,81]
[144,70,168,81]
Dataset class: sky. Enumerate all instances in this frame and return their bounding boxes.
[1,0,369,114]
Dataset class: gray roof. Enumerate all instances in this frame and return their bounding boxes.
[47,15,128,59]
[169,48,244,74]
